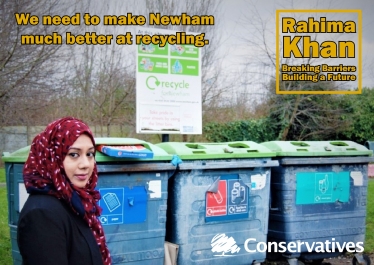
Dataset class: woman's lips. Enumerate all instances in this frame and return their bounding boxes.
[75,174,88,181]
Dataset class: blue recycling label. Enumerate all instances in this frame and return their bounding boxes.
[99,186,147,225]
[296,171,350,204]
[99,188,124,225]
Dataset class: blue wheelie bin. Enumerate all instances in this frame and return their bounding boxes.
[2,146,30,265]
[2,138,175,265]
[156,141,279,265]
[261,141,374,265]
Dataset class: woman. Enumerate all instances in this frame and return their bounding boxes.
[17,117,111,265]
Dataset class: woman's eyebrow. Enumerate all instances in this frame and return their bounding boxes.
[68,146,95,150]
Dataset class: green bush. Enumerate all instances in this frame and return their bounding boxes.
[365,179,374,253]
[339,88,374,145]
[203,118,277,143]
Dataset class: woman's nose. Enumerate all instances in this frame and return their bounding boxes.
[79,155,90,168]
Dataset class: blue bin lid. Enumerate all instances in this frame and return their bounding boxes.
[95,138,172,161]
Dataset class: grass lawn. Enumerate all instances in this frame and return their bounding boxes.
[0,168,12,265]
[0,167,5,183]
[0,168,373,265]
[365,178,374,252]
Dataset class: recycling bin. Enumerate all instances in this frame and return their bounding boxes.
[261,141,374,265]
[2,138,175,265]
[2,146,30,265]
[156,141,279,265]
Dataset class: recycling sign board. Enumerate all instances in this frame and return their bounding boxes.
[136,27,202,134]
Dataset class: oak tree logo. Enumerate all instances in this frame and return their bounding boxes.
[211,233,240,256]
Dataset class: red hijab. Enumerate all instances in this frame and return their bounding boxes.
[23,117,111,265]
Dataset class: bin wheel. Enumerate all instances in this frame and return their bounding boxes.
[352,254,371,265]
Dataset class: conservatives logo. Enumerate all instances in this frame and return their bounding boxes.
[211,233,240,256]
[210,234,364,257]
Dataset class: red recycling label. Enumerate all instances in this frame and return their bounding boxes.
[206,180,227,217]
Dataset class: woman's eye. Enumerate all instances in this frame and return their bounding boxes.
[68,153,79,158]
[87,152,95,157]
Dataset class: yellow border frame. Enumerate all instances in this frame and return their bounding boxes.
[276,9,362,94]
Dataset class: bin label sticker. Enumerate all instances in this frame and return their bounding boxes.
[206,180,227,217]
[99,188,124,225]
[350,171,363,186]
[228,179,248,215]
[148,180,161,198]
[206,175,249,222]
[99,186,148,225]
[250,173,266,190]
[296,171,350,205]
[18,182,29,212]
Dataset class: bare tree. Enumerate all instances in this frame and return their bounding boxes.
[66,43,136,136]
[56,0,138,136]
[0,0,84,126]
[237,1,356,140]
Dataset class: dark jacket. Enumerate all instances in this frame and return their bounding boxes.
[17,194,104,265]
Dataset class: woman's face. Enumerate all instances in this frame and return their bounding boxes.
[63,134,95,188]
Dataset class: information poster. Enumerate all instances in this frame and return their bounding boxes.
[136,27,202,134]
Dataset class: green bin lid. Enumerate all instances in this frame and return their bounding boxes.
[260,141,373,157]
[2,137,172,163]
[155,141,276,160]
[2,146,31,163]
